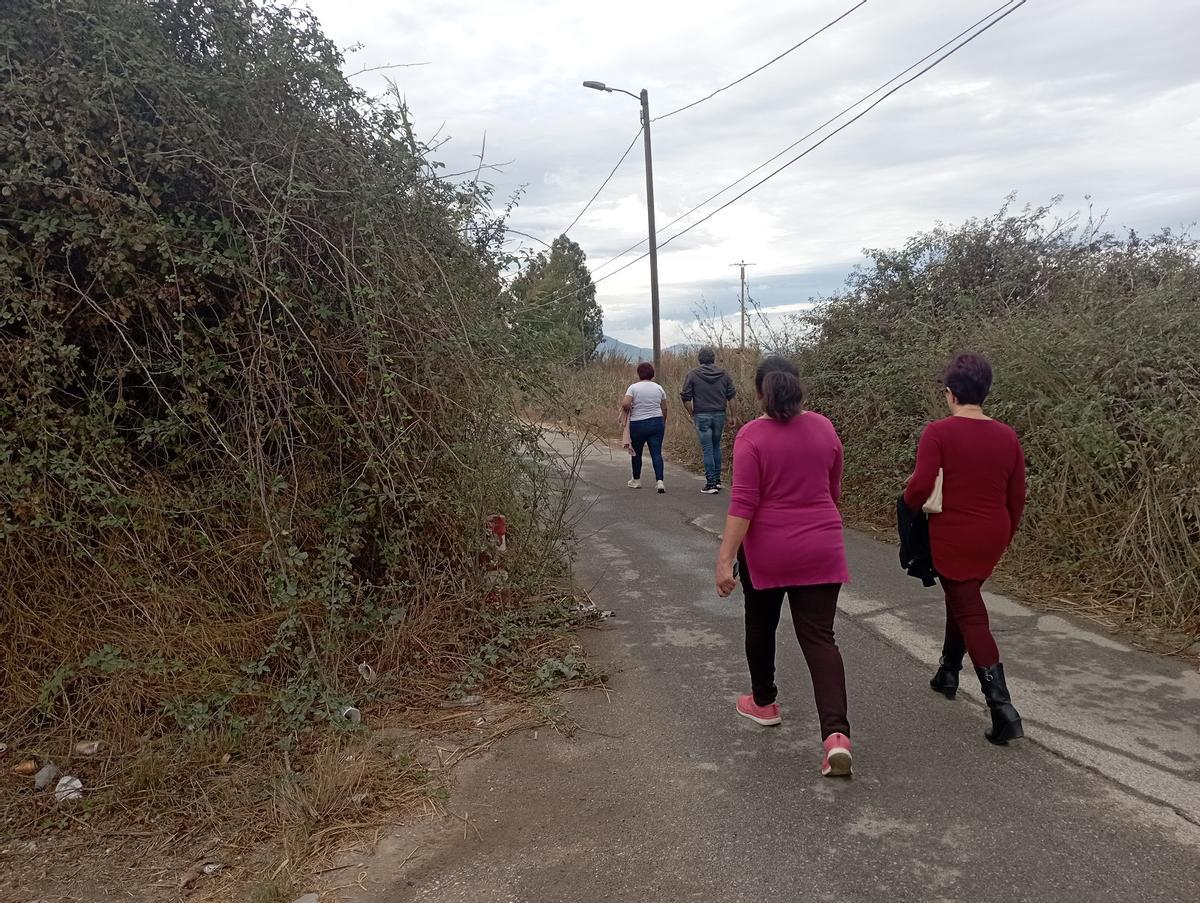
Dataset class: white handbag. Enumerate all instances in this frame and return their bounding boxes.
[922,468,944,515]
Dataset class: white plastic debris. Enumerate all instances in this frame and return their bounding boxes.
[341,706,362,724]
[53,775,83,802]
[33,763,60,791]
[291,894,319,903]
[356,661,376,683]
[73,740,102,756]
[179,860,223,888]
[439,695,482,708]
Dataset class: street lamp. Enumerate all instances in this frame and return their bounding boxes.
[583,79,661,374]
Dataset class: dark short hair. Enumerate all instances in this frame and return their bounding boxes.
[636,361,655,380]
[697,346,716,365]
[943,353,993,405]
[755,356,805,422]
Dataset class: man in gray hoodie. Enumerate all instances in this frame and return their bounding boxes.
[680,347,737,493]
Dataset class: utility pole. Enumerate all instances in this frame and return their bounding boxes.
[640,90,661,374]
[729,260,756,349]
[582,80,662,374]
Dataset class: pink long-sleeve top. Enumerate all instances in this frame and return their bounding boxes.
[728,413,851,589]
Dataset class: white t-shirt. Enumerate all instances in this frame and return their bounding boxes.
[625,380,667,421]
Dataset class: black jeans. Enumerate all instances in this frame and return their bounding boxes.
[628,416,665,481]
[739,550,849,739]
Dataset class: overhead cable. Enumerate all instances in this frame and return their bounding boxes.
[652,0,870,122]
[590,0,1021,279]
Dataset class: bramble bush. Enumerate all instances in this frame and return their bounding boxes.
[0,0,574,772]
[792,201,1200,631]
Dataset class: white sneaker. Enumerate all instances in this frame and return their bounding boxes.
[627,479,641,489]
[656,480,666,494]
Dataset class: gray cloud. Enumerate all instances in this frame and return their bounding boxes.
[306,0,1200,345]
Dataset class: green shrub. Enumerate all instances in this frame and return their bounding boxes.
[0,0,571,751]
[795,200,1200,630]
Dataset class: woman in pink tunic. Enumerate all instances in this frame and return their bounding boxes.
[715,357,853,777]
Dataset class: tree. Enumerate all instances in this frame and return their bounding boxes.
[509,234,603,367]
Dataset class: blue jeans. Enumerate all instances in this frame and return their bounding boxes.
[694,411,726,486]
[629,416,665,481]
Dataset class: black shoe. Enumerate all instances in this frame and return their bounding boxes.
[929,655,961,700]
[975,663,1024,745]
[701,484,719,494]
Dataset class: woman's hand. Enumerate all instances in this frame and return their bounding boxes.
[715,515,751,598]
[716,558,737,597]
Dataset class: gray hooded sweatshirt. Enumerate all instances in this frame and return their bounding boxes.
[680,364,736,414]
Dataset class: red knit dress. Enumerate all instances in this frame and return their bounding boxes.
[902,417,1027,581]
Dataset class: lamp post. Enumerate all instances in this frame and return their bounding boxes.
[583,80,661,374]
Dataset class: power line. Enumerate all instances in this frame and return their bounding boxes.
[652,0,869,123]
[555,0,1028,307]
[655,1,1028,253]
[562,127,644,236]
[591,0,1020,278]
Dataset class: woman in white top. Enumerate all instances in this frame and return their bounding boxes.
[621,362,669,493]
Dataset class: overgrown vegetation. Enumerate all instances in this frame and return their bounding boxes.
[0,0,588,879]
[793,201,1200,632]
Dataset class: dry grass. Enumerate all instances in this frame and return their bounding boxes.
[0,592,604,900]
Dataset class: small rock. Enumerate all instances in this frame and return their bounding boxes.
[11,758,38,776]
[341,706,362,724]
[291,894,319,903]
[73,740,102,756]
[33,763,60,792]
[439,695,482,708]
[53,775,83,803]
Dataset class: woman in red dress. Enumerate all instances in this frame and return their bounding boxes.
[903,353,1027,745]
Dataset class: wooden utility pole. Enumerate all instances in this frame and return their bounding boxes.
[729,260,756,349]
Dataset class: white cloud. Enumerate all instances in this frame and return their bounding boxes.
[305,0,1200,344]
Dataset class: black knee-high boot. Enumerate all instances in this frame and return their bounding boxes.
[975,663,1024,745]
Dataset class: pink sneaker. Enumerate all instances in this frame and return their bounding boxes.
[821,732,852,777]
[736,694,781,726]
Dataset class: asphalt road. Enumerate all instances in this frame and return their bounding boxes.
[365,435,1200,903]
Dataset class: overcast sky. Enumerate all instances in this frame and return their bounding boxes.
[306,0,1199,347]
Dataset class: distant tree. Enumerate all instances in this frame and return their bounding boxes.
[509,234,603,366]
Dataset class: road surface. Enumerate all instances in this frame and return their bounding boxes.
[360,434,1200,902]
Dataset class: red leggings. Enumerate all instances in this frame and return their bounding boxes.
[940,576,1000,668]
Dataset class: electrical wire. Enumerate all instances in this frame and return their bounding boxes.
[590,0,1020,278]
[539,0,1027,308]
[562,128,644,236]
[652,0,869,123]
[655,1,1027,253]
